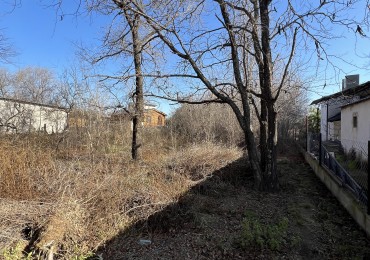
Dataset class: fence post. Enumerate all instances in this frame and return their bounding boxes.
[319,133,322,166]
[367,141,370,215]
[306,116,308,152]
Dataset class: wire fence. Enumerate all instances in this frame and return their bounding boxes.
[307,132,368,208]
[307,132,320,158]
[341,139,368,162]
[335,139,368,191]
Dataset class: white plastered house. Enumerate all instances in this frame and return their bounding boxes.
[0,97,68,134]
[311,75,370,159]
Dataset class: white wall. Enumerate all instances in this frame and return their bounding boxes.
[0,99,67,134]
[320,103,339,141]
[341,99,370,160]
[320,96,359,141]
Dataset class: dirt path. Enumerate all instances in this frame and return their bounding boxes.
[97,150,370,259]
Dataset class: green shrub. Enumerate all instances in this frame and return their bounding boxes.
[348,160,357,171]
[1,242,32,260]
[240,211,289,251]
[335,154,345,163]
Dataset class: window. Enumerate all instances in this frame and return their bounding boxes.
[158,116,162,126]
[146,116,151,124]
[353,113,358,128]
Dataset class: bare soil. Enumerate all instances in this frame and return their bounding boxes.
[95,145,370,260]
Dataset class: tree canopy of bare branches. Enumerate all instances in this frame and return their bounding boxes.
[0,30,16,63]
[115,0,370,191]
[54,0,369,190]
[12,67,57,104]
[77,1,161,160]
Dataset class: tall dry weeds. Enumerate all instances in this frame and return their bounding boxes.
[0,139,55,200]
[0,127,241,259]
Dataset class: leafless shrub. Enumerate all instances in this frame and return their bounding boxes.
[169,103,243,146]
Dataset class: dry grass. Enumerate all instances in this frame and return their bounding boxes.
[0,130,242,259]
[0,139,55,200]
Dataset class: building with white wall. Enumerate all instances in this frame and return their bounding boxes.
[0,97,67,134]
[319,96,357,141]
[311,75,370,159]
[341,97,370,159]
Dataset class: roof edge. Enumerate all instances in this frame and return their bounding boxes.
[341,96,370,109]
[145,108,167,116]
[0,97,67,110]
[310,80,370,105]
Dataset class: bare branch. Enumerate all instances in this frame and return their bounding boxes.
[146,93,226,105]
[274,27,298,101]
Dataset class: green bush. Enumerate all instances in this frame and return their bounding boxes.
[348,160,357,171]
[1,242,32,260]
[240,211,289,251]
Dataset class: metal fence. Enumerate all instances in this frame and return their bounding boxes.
[307,132,320,158]
[307,133,369,211]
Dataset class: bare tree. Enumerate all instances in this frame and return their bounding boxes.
[56,65,91,111]
[52,1,161,160]
[0,101,26,132]
[49,0,369,189]
[107,0,369,191]
[116,1,145,160]
[170,102,243,145]
[0,68,11,97]
[0,30,16,63]
[276,81,308,141]
[12,67,57,104]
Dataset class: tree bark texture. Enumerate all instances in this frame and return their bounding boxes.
[128,13,144,160]
[258,0,279,191]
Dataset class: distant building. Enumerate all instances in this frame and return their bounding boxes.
[0,97,68,133]
[109,103,166,127]
[68,110,90,129]
[143,103,166,127]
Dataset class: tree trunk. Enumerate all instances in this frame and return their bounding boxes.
[253,106,279,191]
[130,14,144,160]
[243,127,262,189]
[262,104,279,191]
[258,0,279,191]
[131,115,142,160]
[260,98,267,172]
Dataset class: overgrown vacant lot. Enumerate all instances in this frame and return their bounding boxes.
[0,131,241,259]
[98,147,370,259]
[0,132,369,259]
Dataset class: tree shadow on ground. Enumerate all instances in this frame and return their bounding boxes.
[91,157,253,259]
[90,145,370,260]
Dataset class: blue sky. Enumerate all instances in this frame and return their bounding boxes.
[0,1,107,71]
[0,1,178,114]
[308,28,370,98]
[0,1,369,113]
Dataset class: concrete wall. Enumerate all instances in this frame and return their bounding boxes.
[303,151,370,237]
[341,99,370,159]
[0,99,67,133]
